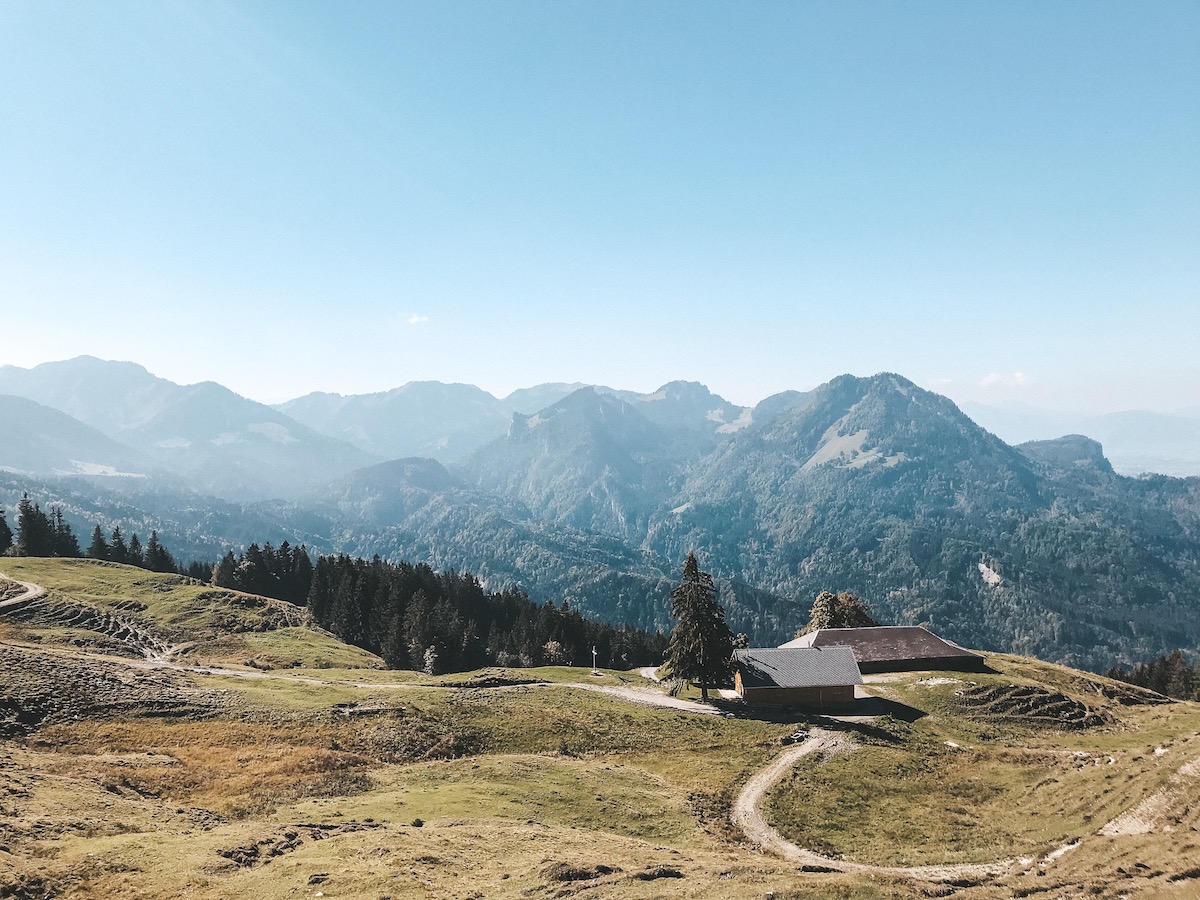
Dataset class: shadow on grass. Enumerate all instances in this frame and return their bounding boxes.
[711,693,925,727]
[838,693,926,722]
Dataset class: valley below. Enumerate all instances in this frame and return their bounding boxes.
[3,560,1199,899]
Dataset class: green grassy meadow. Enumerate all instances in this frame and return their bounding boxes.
[3,559,1200,899]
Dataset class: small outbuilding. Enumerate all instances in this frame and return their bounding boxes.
[732,647,863,710]
[780,626,986,674]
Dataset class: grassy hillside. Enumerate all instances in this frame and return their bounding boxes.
[0,557,381,670]
[767,656,1199,870]
[2,559,1199,899]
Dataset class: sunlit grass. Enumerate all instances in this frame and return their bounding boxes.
[6,560,1200,898]
[0,557,380,668]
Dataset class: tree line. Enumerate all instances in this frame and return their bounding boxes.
[203,543,667,673]
[305,553,668,673]
[1,494,180,573]
[210,541,313,605]
[1106,649,1199,701]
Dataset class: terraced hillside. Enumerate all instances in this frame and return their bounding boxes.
[2,560,1199,899]
[0,558,380,670]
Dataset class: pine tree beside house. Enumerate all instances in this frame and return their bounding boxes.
[665,551,733,701]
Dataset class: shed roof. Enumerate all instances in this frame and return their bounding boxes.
[780,626,982,664]
[733,647,863,689]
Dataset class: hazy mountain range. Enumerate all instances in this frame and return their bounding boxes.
[963,402,1200,478]
[1,356,1198,671]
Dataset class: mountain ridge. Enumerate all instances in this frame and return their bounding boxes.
[0,357,379,500]
[2,358,1197,671]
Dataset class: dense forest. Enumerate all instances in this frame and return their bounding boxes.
[208,542,667,673]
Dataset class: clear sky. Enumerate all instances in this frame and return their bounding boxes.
[2,1,1197,413]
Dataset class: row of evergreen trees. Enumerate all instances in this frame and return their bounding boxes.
[210,542,314,605]
[0,495,178,573]
[85,524,178,572]
[308,554,668,673]
[3,498,667,674]
[183,542,668,673]
[1107,649,1199,701]
[0,496,81,557]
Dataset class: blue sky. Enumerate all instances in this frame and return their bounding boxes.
[2,1,1197,412]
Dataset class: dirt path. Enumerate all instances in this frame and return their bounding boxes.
[732,727,1015,882]
[0,574,46,610]
[1100,754,1200,836]
[570,681,722,714]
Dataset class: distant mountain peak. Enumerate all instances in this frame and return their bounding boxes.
[643,380,715,400]
[1019,434,1114,475]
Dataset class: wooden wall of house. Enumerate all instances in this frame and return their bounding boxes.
[740,684,856,710]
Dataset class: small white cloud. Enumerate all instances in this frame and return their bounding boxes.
[407,314,430,326]
[980,371,1031,389]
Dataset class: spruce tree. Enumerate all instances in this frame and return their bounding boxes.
[1164,650,1194,700]
[212,551,238,588]
[665,552,733,701]
[87,525,109,560]
[797,590,879,636]
[109,526,129,565]
[292,546,314,605]
[127,533,144,567]
[144,531,176,573]
[50,508,80,557]
[0,509,12,555]
[16,495,53,557]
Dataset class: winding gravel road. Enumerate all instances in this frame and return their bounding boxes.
[0,573,46,610]
[731,727,1016,882]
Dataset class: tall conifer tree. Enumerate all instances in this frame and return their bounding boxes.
[50,508,80,557]
[87,525,109,560]
[109,526,129,565]
[127,533,144,567]
[665,552,733,701]
[16,495,52,557]
[0,508,12,555]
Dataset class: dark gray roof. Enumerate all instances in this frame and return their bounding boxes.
[733,647,863,689]
[780,626,983,664]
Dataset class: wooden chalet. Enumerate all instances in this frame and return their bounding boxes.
[780,625,986,674]
[732,647,863,710]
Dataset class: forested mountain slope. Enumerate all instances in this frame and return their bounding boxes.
[3,362,1197,671]
[641,374,1200,670]
[318,457,795,639]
